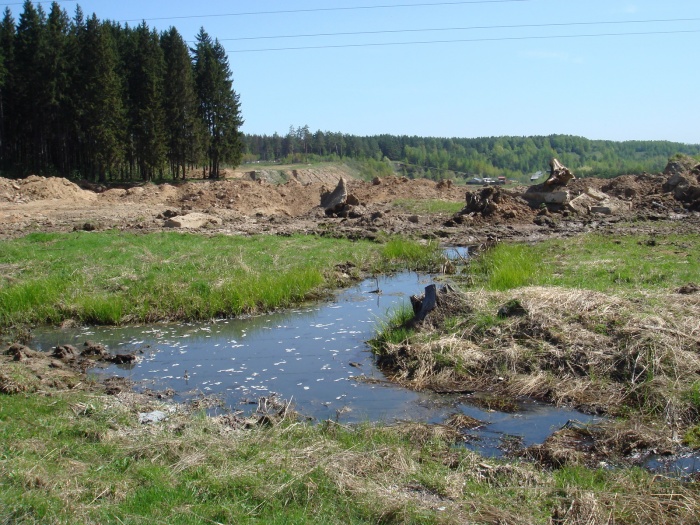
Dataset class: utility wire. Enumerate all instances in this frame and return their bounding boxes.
[119,0,532,23]
[215,17,700,42]
[227,28,700,53]
[0,0,76,5]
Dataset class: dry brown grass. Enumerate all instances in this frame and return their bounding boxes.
[374,285,700,467]
[379,286,700,414]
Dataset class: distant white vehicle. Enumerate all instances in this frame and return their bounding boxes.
[530,170,544,181]
[466,177,483,185]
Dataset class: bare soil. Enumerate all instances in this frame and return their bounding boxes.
[2,163,700,244]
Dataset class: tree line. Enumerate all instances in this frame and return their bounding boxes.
[244,127,700,182]
[0,1,243,182]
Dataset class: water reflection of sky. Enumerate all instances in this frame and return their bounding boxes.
[32,270,599,457]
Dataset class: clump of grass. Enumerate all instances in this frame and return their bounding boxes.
[0,232,443,327]
[392,199,464,215]
[380,238,444,272]
[469,243,537,290]
[370,304,416,351]
[372,285,700,430]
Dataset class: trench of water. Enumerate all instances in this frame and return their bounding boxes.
[31,250,601,458]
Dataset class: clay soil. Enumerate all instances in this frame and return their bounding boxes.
[1,163,699,244]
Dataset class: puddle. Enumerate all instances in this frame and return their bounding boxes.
[645,452,700,479]
[31,270,599,457]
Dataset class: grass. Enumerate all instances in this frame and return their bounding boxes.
[3,225,700,523]
[380,238,444,271]
[391,198,465,215]
[0,231,444,327]
[2,363,699,525]
[371,231,700,455]
[467,233,700,292]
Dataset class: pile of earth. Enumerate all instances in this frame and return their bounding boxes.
[0,174,97,203]
[445,185,538,226]
[1,158,699,242]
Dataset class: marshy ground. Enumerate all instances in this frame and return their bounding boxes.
[2,163,700,523]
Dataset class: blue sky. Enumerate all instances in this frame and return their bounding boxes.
[9,0,700,143]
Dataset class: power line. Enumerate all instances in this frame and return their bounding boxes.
[214,17,700,42]
[0,0,76,6]
[119,0,532,23]
[226,28,700,53]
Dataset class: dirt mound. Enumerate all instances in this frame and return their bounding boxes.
[661,160,700,212]
[348,176,465,204]
[231,165,352,186]
[0,175,96,203]
[99,183,179,206]
[446,186,535,225]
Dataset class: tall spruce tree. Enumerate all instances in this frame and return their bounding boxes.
[42,2,70,175]
[0,8,15,168]
[127,22,166,181]
[161,26,201,179]
[13,0,45,172]
[77,14,125,181]
[192,28,243,178]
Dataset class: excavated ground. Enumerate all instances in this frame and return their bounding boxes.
[1,162,699,244]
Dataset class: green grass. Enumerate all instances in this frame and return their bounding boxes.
[0,231,442,327]
[369,303,416,351]
[380,238,444,271]
[2,377,699,524]
[468,233,700,292]
[391,198,464,215]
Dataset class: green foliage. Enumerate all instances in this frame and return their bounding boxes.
[370,304,416,350]
[192,28,243,179]
[244,130,700,182]
[469,243,537,291]
[468,233,700,292]
[380,238,444,272]
[0,3,241,181]
[0,232,445,327]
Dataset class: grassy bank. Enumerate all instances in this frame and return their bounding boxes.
[1,357,698,524]
[467,232,700,292]
[372,232,700,454]
[0,232,443,327]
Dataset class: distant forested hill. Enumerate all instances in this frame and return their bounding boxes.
[243,128,700,182]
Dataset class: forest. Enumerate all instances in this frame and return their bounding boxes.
[1,1,698,184]
[243,127,700,182]
[0,1,243,182]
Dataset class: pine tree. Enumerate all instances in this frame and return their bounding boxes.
[161,26,201,179]
[127,22,166,181]
[42,2,70,175]
[77,15,125,181]
[13,0,46,172]
[192,28,243,178]
[0,8,15,169]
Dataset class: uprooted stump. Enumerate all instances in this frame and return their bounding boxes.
[463,186,501,216]
[546,158,576,186]
[409,283,469,327]
[320,177,348,213]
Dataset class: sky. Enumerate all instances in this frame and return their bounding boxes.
[5,0,700,143]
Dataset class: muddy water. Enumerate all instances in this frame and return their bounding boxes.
[31,269,599,456]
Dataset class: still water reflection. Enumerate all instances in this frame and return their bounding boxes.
[32,270,598,456]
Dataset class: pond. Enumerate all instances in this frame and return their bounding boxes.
[31,266,599,457]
